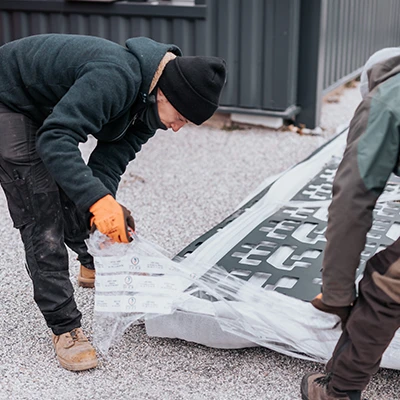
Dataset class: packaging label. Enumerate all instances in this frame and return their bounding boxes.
[94,293,174,314]
[95,254,179,274]
[95,274,191,294]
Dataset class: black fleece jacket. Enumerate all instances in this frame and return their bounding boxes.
[0,34,181,210]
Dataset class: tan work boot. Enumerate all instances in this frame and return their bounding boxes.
[77,265,95,288]
[301,372,362,400]
[52,327,98,371]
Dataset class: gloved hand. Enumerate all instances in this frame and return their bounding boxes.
[311,293,353,328]
[89,194,135,243]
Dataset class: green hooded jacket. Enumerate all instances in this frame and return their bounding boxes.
[322,52,400,306]
[0,34,182,210]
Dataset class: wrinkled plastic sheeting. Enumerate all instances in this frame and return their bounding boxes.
[87,231,400,369]
[88,230,334,358]
[87,231,192,354]
[87,127,400,368]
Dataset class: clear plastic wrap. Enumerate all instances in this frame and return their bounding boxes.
[87,230,193,354]
[87,128,400,368]
[87,231,400,368]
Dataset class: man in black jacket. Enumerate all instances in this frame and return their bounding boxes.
[0,34,226,371]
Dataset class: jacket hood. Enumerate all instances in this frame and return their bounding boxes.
[125,37,182,96]
[360,47,400,98]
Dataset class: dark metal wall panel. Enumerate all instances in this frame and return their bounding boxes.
[238,0,265,109]
[204,0,240,107]
[0,2,206,53]
[0,12,204,54]
[2,0,399,122]
[296,0,327,129]
[206,0,300,112]
[323,0,400,92]
[0,0,300,116]
[268,0,300,111]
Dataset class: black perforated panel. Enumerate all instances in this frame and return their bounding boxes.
[179,156,400,301]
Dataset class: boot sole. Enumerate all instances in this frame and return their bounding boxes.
[57,355,98,371]
[300,373,311,400]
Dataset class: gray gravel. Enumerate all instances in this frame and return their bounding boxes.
[1,82,399,400]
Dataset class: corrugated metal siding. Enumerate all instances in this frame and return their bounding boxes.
[0,0,300,115]
[0,9,206,56]
[1,0,400,121]
[323,0,400,92]
[206,0,300,111]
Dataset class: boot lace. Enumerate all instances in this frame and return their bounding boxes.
[314,374,368,400]
[69,328,86,342]
[70,329,79,341]
[314,373,332,387]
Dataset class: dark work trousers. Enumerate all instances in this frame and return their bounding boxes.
[326,237,400,391]
[0,103,94,335]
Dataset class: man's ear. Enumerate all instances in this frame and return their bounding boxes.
[157,88,168,103]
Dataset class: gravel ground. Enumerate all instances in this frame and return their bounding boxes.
[1,82,399,400]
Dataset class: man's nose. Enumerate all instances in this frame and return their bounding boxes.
[171,121,186,132]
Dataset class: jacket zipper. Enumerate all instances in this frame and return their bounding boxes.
[110,113,138,142]
[110,92,148,142]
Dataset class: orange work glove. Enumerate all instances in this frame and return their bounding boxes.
[89,194,135,243]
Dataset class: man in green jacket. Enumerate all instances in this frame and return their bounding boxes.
[0,34,226,371]
[301,47,400,399]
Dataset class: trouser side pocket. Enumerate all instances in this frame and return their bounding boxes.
[0,171,34,228]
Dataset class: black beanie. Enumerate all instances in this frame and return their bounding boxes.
[158,56,227,125]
